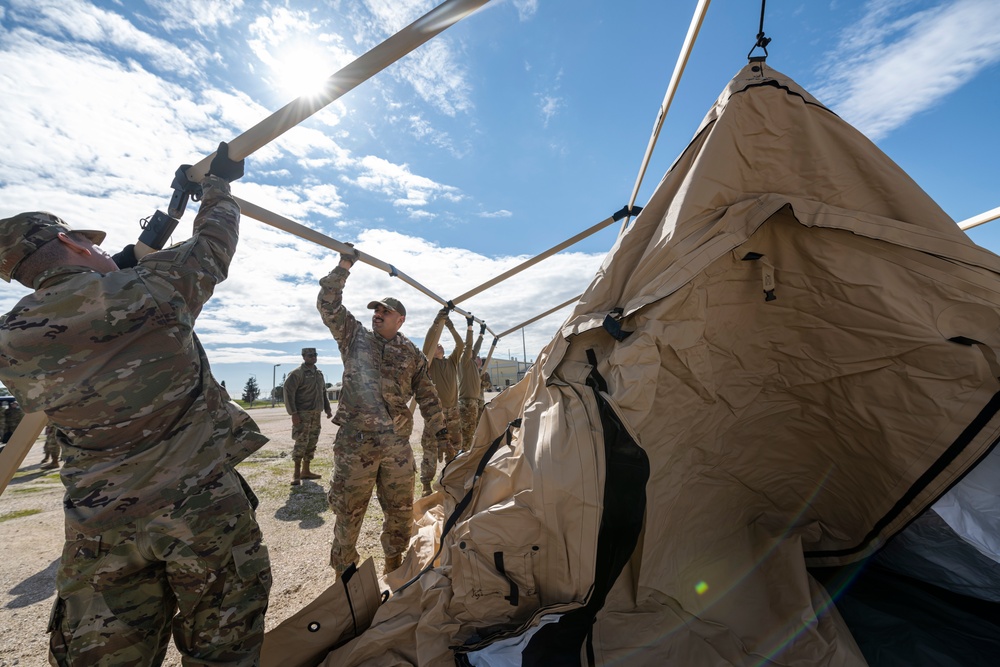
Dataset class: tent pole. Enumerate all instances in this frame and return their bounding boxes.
[235,197,495,335]
[497,293,581,339]
[185,0,491,180]
[449,213,617,305]
[958,205,1000,231]
[621,0,712,233]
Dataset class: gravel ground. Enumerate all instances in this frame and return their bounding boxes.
[0,403,448,666]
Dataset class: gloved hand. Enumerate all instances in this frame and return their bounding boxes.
[207,141,244,182]
[340,242,359,267]
[435,307,449,321]
[479,322,487,335]
[112,244,138,269]
[466,315,474,327]
[435,427,449,442]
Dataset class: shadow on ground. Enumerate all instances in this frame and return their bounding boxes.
[275,482,328,529]
[6,558,59,609]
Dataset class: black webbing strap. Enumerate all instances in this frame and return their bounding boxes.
[602,308,632,342]
[494,551,520,606]
[518,349,650,666]
[395,418,523,594]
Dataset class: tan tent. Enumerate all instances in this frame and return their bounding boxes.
[319,61,1000,665]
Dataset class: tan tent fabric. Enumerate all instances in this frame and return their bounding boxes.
[261,558,381,667]
[322,62,1000,665]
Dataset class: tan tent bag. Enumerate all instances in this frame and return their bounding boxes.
[260,558,382,667]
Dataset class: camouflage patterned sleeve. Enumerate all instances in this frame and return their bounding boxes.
[138,175,240,319]
[461,323,474,364]
[412,354,446,433]
[447,320,464,361]
[317,265,359,351]
[283,370,300,415]
[472,332,484,358]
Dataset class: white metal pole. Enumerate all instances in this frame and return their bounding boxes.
[622,0,713,233]
[958,205,1000,231]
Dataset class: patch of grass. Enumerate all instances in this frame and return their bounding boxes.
[0,508,43,523]
[9,486,51,494]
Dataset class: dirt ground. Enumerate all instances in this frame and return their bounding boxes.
[0,403,451,666]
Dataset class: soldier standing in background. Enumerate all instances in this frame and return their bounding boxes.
[0,144,271,665]
[41,424,61,469]
[284,347,333,486]
[458,317,487,448]
[420,308,464,497]
[318,248,447,575]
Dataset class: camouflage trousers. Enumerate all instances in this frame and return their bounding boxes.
[459,397,485,451]
[420,404,462,485]
[327,426,414,572]
[291,410,323,462]
[49,474,271,667]
[44,429,61,460]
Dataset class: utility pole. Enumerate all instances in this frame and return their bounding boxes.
[271,363,281,407]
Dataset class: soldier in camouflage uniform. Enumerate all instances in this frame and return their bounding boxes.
[0,144,271,666]
[420,309,464,496]
[284,347,333,485]
[318,249,447,575]
[458,317,488,449]
[41,424,62,469]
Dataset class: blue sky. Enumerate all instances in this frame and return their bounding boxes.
[1,0,999,397]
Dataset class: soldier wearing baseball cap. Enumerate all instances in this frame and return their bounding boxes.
[0,212,107,286]
[317,246,447,576]
[366,296,406,316]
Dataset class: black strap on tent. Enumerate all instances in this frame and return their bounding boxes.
[611,204,643,223]
[517,349,650,666]
[602,308,633,341]
[395,418,522,595]
[747,0,772,60]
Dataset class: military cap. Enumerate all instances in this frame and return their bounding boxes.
[367,297,406,316]
[0,212,106,283]
[301,348,317,356]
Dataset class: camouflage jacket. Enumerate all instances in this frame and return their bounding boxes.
[0,176,267,530]
[284,364,331,414]
[458,327,485,400]
[317,266,444,436]
[427,322,463,408]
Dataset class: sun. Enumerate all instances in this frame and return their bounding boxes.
[274,44,337,101]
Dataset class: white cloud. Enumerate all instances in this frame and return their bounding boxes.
[480,209,513,218]
[345,155,461,209]
[814,0,1000,139]
[351,0,474,116]
[512,0,539,21]
[538,94,563,127]
[143,0,246,31]
[4,0,205,77]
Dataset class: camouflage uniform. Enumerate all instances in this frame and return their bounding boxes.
[458,326,486,449]
[284,361,331,462]
[317,265,445,572]
[0,177,271,666]
[43,424,61,466]
[421,318,464,487]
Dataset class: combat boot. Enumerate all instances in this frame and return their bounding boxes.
[41,457,59,470]
[421,481,433,497]
[291,459,301,486]
[384,553,403,575]
[300,460,321,480]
